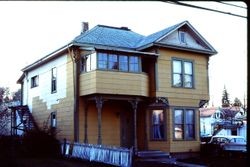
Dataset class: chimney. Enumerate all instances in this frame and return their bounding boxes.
[81,22,89,34]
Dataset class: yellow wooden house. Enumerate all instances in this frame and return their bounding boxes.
[17,21,217,157]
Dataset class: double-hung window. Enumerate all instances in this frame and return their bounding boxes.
[50,112,57,128]
[174,109,195,140]
[172,59,194,88]
[51,67,57,93]
[31,75,39,88]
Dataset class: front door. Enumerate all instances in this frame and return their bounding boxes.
[120,109,134,148]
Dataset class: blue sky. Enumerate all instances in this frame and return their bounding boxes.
[0,1,247,106]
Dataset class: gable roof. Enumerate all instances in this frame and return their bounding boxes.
[73,21,217,55]
[136,21,185,49]
[136,21,217,54]
[20,21,217,73]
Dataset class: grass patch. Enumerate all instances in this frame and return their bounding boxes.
[1,158,115,167]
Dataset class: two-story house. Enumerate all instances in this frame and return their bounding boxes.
[17,21,217,156]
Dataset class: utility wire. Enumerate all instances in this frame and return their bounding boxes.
[163,1,247,19]
[215,1,247,9]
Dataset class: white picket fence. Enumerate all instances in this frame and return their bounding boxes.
[61,141,133,167]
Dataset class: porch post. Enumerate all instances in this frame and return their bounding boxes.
[84,100,88,143]
[95,96,104,145]
[129,99,138,152]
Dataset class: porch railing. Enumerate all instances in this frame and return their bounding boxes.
[61,140,133,167]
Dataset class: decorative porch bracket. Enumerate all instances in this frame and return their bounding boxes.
[199,100,208,108]
[95,96,104,145]
[129,98,139,153]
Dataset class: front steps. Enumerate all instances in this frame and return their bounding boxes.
[135,150,177,166]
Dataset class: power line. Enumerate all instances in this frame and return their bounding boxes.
[215,1,247,9]
[163,1,247,19]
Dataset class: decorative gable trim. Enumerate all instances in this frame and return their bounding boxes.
[155,21,217,55]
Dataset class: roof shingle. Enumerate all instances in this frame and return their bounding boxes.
[73,25,144,49]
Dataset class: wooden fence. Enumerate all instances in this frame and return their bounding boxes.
[61,140,133,167]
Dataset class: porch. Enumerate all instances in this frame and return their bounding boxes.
[78,94,149,152]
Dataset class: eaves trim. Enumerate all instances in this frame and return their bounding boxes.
[154,43,217,56]
[22,43,73,72]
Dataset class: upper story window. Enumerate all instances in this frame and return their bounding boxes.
[119,55,128,72]
[129,56,139,72]
[98,53,108,69]
[108,54,118,70]
[179,31,186,44]
[31,75,39,88]
[51,67,57,93]
[81,51,141,73]
[172,59,194,88]
[174,108,195,140]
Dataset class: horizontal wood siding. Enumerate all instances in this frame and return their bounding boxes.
[31,54,75,141]
[156,49,209,105]
[146,48,207,153]
[81,101,120,146]
[80,71,149,96]
[146,108,200,153]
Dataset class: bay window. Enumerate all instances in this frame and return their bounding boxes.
[81,52,141,73]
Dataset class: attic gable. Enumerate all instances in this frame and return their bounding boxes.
[137,21,217,55]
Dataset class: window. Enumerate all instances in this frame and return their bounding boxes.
[151,110,165,140]
[81,53,97,73]
[173,60,182,87]
[119,55,128,71]
[51,67,57,93]
[129,56,139,72]
[51,112,56,128]
[31,75,39,88]
[98,53,108,69]
[108,54,118,70]
[172,59,194,88]
[96,52,140,73]
[179,31,186,44]
[174,109,195,140]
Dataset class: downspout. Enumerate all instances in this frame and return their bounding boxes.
[68,45,80,142]
[20,81,23,105]
[25,72,29,106]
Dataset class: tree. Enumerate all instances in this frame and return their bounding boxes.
[12,89,21,102]
[233,97,242,107]
[0,108,10,136]
[221,86,230,107]
[0,87,10,104]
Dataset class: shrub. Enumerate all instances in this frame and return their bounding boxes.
[22,129,61,158]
